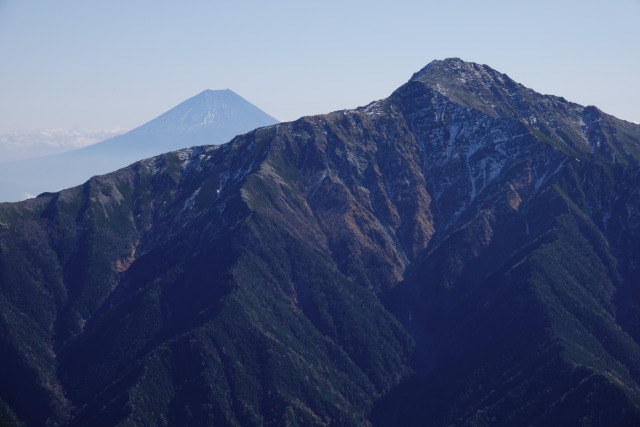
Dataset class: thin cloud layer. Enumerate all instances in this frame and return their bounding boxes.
[0,128,128,162]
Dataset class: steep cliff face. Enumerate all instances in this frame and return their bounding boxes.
[1,59,640,426]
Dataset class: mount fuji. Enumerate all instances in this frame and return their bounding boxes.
[0,89,278,202]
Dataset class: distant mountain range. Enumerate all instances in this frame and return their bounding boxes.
[1,59,640,426]
[0,89,278,202]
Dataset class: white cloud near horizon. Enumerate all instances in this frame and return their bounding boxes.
[0,128,128,162]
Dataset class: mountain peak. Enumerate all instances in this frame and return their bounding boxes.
[410,58,518,98]
[196,88,237,98]
[401,58,558,119]
[413,57,470,74]
[201,88,233,93]
[411,58,491,80]
[135,89,278,133]
[391,58,640,165]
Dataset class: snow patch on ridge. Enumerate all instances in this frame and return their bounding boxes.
[183,188,201,211]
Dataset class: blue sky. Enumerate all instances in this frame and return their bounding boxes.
[1,0,639,138]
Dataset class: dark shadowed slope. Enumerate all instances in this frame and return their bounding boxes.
[0,90,278,202]
[1,59,640,426]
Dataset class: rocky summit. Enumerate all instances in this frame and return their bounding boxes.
[1,58,640,426]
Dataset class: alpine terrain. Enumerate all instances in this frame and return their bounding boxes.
[0,89,278,202]
[1,58,640,426]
